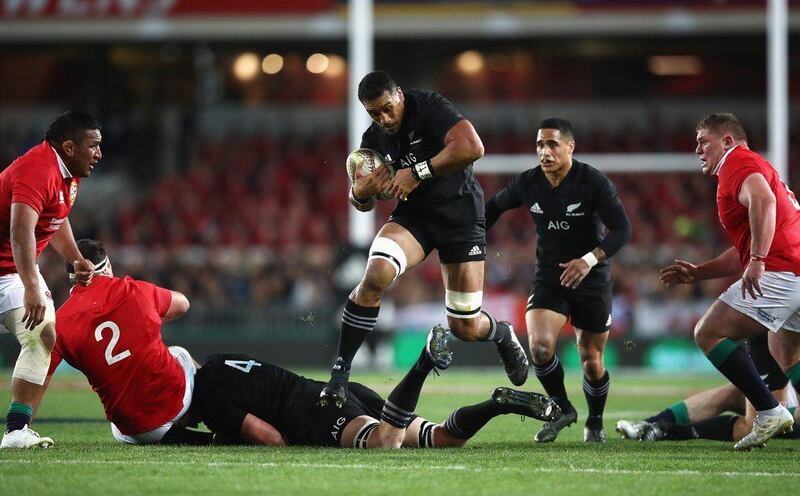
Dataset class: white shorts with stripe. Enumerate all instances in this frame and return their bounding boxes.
[111,346,196,444]
[719,271,800,333]
[0,267,52,334]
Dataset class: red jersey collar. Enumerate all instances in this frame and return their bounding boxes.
[49,145,73,179]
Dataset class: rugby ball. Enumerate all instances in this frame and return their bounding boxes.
[346,148,395,201]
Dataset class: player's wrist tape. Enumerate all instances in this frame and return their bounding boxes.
[581,251,599,268]
[411,160,434,182]
[349,184,370,205]
[750,254,767,264]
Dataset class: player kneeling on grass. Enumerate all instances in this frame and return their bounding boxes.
[186,326,561,448]
[41,239,211,445]
[616,334,799,443]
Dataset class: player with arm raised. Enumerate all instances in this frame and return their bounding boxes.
[190,326,560,449]
[485,118,632,443]
[659,112,800,450]
[320,71,529,407]
[44,239,209,445]
[0,111,98,449]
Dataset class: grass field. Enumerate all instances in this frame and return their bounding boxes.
[1,369,798,495]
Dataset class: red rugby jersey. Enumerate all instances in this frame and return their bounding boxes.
[49,276,185,435]
[0,141,80,275]
[715,145,800,273]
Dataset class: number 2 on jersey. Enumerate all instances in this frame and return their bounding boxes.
[224,360,261,373]
[94,321,132,365]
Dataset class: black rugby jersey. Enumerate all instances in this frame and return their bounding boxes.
[485,160,631,288]
[192,353,322,445]
[360,89,485,225]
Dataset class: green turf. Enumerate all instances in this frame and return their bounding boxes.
[0,369,797,495]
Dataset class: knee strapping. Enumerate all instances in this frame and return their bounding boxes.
[445,290,483,319]
[369,237,408,281]
[352,420,380,449]
[5,306,55,385]
[417,421,438,448]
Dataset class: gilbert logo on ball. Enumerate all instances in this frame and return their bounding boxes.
[345,148,396,201]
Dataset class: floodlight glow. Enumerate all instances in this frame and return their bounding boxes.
[648,56,703,76]
[324,55,346,77]
[306,53,329,74]
[456,51,484,75]
[233,53,260,81]
[262,54,284,75]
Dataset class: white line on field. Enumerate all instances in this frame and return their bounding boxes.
[1,459,797,478]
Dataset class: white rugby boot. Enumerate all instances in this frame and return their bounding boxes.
[1,425,54,449]
[616,419,648,440]
[734,406,794,451]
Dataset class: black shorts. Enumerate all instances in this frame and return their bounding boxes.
[389,214,486,264]
[303,382,386,447]
[527,280,612,333]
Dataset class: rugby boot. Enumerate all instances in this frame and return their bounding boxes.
[534,404,578,443]
[425,324,453,371]
[583,426,606,443]
[318,357,350,408]
[495,321,529,386]
[492,387,562,422]
[638,421,667,442]
[616,419,648,440]
[0,425,53,449]
[734,406,794,451]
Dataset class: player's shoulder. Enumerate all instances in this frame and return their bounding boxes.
[3,142,54,177]
[405,89,450,108]
[573,159,613,186]
[720,146,770,180]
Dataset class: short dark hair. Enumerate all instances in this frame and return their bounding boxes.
[65,239,107,275]
[358,71,398,102]
[539,117,574,140]
[696,112,747,141]
[45,110,101,146]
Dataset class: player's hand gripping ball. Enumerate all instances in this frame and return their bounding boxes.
[346,148,395,201]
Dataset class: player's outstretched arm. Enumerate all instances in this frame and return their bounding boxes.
[50,218,94,286]
[240,413,286,446]
[660,247,741,286]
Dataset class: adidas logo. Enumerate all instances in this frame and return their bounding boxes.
[468,245,482,256]
[530,202,543,214]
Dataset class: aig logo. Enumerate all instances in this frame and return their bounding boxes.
[548,220,570,230]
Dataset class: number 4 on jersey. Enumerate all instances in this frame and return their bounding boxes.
[224,359,262,373]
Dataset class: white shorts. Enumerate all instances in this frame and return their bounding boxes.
[0,267,52,334]
[111,346,196,444]
[719,271,800,333]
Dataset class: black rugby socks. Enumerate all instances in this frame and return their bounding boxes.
[382,347,434,428]
[534,354,572,411]
[444,400,507,439]
[691,415,737,441]
[583,370,610,428]
[706,339,778,411]
[478,311,511,344]
[337,299,379,367]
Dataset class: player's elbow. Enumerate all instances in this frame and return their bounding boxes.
[465,137,484,162]
[166,291,190,320]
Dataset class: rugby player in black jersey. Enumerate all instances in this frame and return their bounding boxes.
[186,326,560,448]
[485,118,632,443]
[319,71,529,407]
